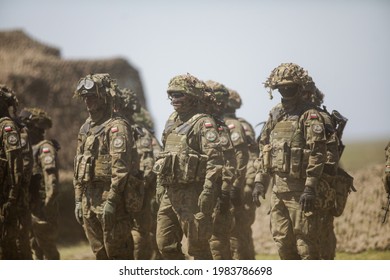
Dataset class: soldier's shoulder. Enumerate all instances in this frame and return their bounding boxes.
[0,116,18,130]
[195,114,217,129]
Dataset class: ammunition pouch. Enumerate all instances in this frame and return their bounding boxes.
[314,174,336,210]
[124,174,145,213]
[264,143,311,179]
[153,151,208,185]
[331,167,355,217]
[74,154,94,182]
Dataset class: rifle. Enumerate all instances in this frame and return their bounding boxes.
[331,109,348,157]
[382,194,390,224]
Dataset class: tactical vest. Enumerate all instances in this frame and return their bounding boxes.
[74,118,114,183]
[153,114,208,185]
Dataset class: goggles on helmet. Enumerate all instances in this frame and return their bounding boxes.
[76,78,95,91]
[168,92,185,100]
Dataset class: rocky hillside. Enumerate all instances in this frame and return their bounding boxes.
[0,30,148,170]
[252,163,390,254]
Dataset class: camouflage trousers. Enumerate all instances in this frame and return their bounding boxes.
[270,191,320,260]
[209,203,232,260]
[0,212,18,260]
[318,211,336,259]
[82,210,134,260]
[156,185,212,260]
[30,214,59,260]
[132,188,153,260]
[16,208,32,259]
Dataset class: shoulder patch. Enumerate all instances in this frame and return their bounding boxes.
[228,124,235,129]
[42,147,50,153]
[312,124,324,134]
[111,127,119,133]
[309,113,319,119]
[4,126,13,132]
[205,130,218,142]
[230,131,240,142]
[7,133,19,145]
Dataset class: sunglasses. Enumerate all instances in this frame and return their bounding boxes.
[168,92,185,99]
[76,78,95,91]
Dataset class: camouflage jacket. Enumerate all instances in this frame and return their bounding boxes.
[0,117,23,204]
[74,116,139,214]
[255,102,327,193]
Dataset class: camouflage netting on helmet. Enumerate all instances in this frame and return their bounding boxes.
[205,80,229,105]
[0,84,19,111]
[227,88,242,109]
[118,87,141,115]
[19,107,52,130]
[263,62,316,99]
[167,73,205,99]
[73,73,120,100]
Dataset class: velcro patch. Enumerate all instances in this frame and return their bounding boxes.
[4,126,12,132]
[111,127,119,133]
[309,113,318,119]
[42,147,50,153]
[228,124,235,129]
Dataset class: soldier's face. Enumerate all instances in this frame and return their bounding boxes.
[84,95,107,120]
[168,92,190,113]
[278,85,298,100]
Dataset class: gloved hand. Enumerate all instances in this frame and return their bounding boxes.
[218,190,230,214]
[252,182,266,208]
[299,186,316,212]
[103,200,116,231]
[230,186,241,206]
[198,188,214,215]
[74,201,83,225]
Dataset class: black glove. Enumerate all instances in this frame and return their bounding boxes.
[252,182,266,208]
[218,190,230,214]
[230,186,241,206]
[299,186,316,212]
[103,200,116,231]
[74,201,83,225]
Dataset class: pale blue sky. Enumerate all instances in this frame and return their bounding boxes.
[1,0,389,141]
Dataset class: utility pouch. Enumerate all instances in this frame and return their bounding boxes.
[290,147,302,178]
[300,149,311,178]
[184,154,199,182]
[196,154,208,182]
[262,144,272,170]
[153,152,173,176]
[274,142,290,173]
[75,154,94,182]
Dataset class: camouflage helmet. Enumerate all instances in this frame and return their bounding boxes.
[73,73,119,100]
[118,87,141,115]
[19,107,52,130]
[227,88,242,109]
[264,63,310,99]
[167,73,205,99]
[205,80,229,105]
[0,84,19,113]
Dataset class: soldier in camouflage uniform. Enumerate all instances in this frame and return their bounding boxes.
[73,73,142,259]
[202,84,236,260]
[117,87,156,260]
[206,80,249,260]
[153,73,223,259]
[254,63,328,259]
[226,88,259,260]
[19,107,60,259]
[384,142,390,195]
[0,85,23,260]
[5,88,34,260]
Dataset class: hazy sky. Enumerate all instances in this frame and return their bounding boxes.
[1,0,389,141]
